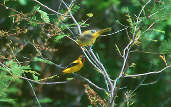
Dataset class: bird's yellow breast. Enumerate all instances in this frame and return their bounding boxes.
[78,30,97,47]
[62,60,83,73]
[77,28,112,47]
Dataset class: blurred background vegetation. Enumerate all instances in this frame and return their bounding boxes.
[0,0,171,107]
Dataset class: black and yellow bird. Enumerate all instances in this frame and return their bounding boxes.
[62,55,85,74]
[77,28,112,47]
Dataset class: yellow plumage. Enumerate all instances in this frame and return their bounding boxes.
[78,28,112,47]
[62,55,84,73]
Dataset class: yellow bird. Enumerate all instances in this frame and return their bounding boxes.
[62,55,85,74]
[77,28,112,47]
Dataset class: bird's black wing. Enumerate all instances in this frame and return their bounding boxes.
[65,62,79,69]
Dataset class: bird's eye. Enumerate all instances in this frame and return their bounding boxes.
[91,30,96,33]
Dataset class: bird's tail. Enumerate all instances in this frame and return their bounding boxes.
[95,27,112,37]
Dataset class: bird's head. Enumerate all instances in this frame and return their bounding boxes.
[79,55,85,63]
[90,30,97,34]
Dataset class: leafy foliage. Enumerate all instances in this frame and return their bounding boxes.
[0,72,16,105]
[35,6,50,23]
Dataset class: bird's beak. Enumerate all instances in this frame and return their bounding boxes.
[80,55,84,59]
[79,55,85,63]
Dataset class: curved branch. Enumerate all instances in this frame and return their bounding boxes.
[32,0,64,15]
[124,65,171,78]
[74,73,107,92]
[20,76,71,85]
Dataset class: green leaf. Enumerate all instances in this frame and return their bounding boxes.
[0,66,8,72]
[5,61,22,76]
[7,87,19,94]
[0,98,16,104]
[71,5,80,14]
[29,16,38,26]
[32,74,39,81]
[20,65,31,70]
[39,98,53,103]
[33,64,41,71]
[33,5,40,12]
[36,7,50,23]
[54,35,66,43]
[18,0,27,6]
[66,78,74,81]
[38,10,50,23]
[5,60,32,76]
[126,69,135,75]
[0,72,16,105]
[167,18,171,25]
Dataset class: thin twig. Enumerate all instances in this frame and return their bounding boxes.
[10,45,42,107]
[81,48,102,72]
[20,76,70,84]
[84,48,103,71]
[28,41,65,69]
[74,73,107,92]
[88,49,113,90]
[32,0,64,15]
[140,79,159,86]
[25,73,42,107]
[101,27,129,36]
[124,65,171,78]
[111,1,152,106]
[60,0,82,34]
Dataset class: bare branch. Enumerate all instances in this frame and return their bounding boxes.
[124,65,171,78]
[101,26,129,36]
[9,46,42,107]
[111,1,153,106]
[26,75,42,107]
[88,49,113,89]
[32,0,64,15]
[74,73,107,92]
[20,76,70,85]
[60,0,82,34]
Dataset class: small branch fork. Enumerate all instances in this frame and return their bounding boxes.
[111,0,153,106]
